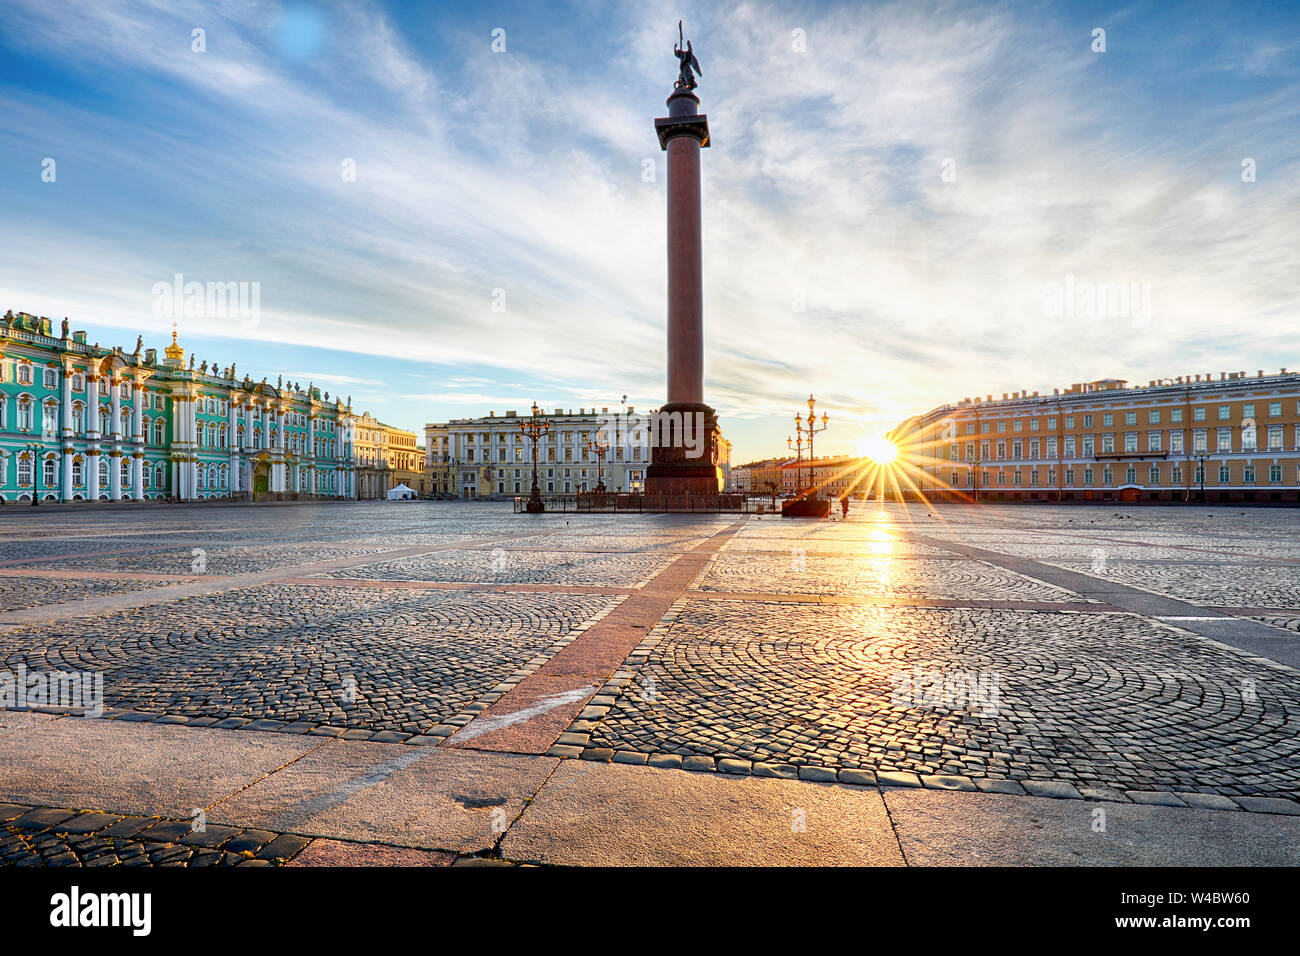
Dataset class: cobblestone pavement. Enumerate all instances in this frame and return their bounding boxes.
[0,584,620,736]
[317,549,670,587]
[0,802,311,867]
[0,574,199,612]
[1,500,1299,871]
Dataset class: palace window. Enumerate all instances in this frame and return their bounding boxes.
[1218,405,1231,420]
[1244,465,1256,484]
[1125,466,1136,484]
[1218,465,1231,483]
[1193,407,1206,421]
[1270,465,1282,483]
[43,456,57,487]
[73,458,83,487]
[18,454,33,485]
[72,373,84,391]
[17,363,33,385]
[1103,414,1114,427]
[1269,401,1282,418]
[1149,466,1160,485]
[17,397,34,432]
[1125,411,1137,426]
[44,368,58,388]
[1171,408,1182,422]
[1148,432,1161,451]
[1217,428,1232,452]
[1124,433,1137,453]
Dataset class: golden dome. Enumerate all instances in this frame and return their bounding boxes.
[164,324,185,363]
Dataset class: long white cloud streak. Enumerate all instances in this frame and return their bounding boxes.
[1,0,1297,441]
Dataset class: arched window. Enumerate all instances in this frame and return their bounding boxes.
[121,458,131,484]
[219,424,227,449]
[43,456,57,488]
[42,399,58,436]
[17,454,33,485]
[154,464,165,489]
[73,373,85,391]
[99,407,110,436]
[17,396,34,432]
[17,363,32,385]
[43,367,58,388]
[72,457,83,487]
[98,458,108,487]
[153,419,165,445]
[73,402,85,433]
[197,467,206,490]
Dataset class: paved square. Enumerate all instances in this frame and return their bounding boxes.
[1,500,1298,866]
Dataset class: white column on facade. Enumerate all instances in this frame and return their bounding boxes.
[87,451,100,501]
[60,366,74,501]
[109,450,122,500]
[86,372,101,501]
[109,377,121,441]
[85,375,99,438]
[229,398,240,493]
[131,381,145,500]
[308,414,316,460]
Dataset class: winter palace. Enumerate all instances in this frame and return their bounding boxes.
[0,311,359,502]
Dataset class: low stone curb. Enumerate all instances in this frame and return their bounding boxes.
[544,747,1300,816]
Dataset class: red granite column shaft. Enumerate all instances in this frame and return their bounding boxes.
[666,135,704,406]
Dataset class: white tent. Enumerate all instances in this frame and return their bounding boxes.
[386,483,418,500]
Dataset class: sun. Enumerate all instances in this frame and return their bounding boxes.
[860,435,899,466]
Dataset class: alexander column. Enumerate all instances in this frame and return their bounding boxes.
[645,20,723,495]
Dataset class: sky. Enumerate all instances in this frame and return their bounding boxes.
[1,0,1297,463]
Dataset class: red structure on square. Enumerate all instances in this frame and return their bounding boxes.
[645,32,724,496]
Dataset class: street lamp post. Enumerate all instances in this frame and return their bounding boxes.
[787,430,804,494]
[520,402,550,513]
[804,394,829,496]
[588,438,609,493]
[22,429,41,507]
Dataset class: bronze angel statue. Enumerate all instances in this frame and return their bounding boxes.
[674,20,701,90]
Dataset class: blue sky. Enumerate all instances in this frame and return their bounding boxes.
[1,0,1297,462]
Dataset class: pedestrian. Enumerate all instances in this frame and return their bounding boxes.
[839,494,849,518]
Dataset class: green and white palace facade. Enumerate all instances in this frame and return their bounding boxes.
[0,311,358,503]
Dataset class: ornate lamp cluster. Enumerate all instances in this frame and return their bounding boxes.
[520,401,550,513]
[789,395,829,496]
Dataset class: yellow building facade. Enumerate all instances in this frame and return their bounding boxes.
[893,370,1300,503]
